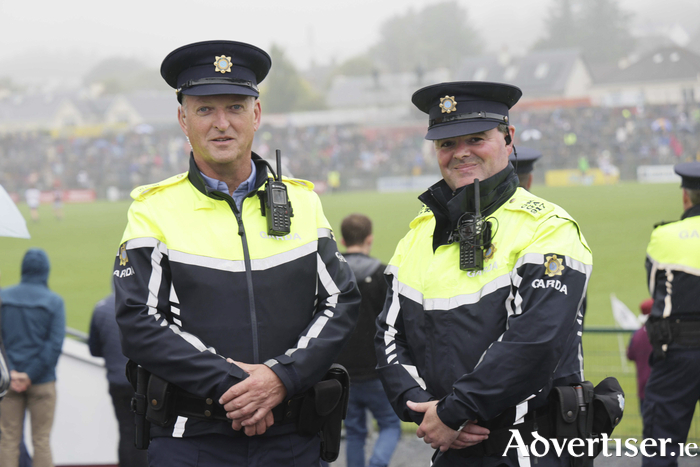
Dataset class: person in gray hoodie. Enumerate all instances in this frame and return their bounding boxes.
[336,214,401,467]
[0,248,65,467]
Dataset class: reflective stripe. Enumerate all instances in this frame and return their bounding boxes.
[384,274,402,347]
[663,270,674,318]
[169,250,245,273]
[251,241,317,271]
[648,257,700,277]
[168,242,317,273]
[172,416,187,438]
[423,274,511,311]
[169,325,216,354]
[169,283,179,305]
[318,228,333,239]
[514,400,528,425]
[402,364,427,390]
[125,237,160,251]
[565,256,592,275]
[317,253,340,308]
[297,316,329,350]
[147,243,165,318]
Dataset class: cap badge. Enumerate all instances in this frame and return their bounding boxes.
[439,96,457,114]
[214,55,232,74]
[544,255,564,277]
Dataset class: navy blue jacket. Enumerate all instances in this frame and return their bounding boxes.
[0,249,65,385]
[89,293,131,388]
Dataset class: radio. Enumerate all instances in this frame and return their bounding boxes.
[260,149,293,236]
[456,179,492,271]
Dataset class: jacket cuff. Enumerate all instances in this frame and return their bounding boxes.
[266,355,301,397]
[214,363,249,399]
[436,393,476,431]
[403,387,435,425]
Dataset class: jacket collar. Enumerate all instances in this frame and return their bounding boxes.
[681,204,700,220]
[187,151,271,199]
[418,163,519,251]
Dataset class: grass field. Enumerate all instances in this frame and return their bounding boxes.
[2,180,697,439]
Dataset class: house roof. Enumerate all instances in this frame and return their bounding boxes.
[326,69,450,109]
[595,46,700,84]
[455,49,586,99]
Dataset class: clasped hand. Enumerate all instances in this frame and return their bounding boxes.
[218,359,287,436]
[407,400,490,452]
[10,370,31,393]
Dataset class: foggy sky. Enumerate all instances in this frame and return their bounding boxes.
[1,0,698,84]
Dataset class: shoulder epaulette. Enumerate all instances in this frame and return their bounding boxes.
[409,204,434,229]
[284,177,315,191]
[504,194,555,219]
[131,172,188,201]
[653,220,675,229]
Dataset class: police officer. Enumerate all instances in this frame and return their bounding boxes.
[113,40,360,466]
[643,162,700,467]
[375,82,593,466]
[509,147,542,191]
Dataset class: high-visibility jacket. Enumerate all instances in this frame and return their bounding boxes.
[113,154,360,438]
[375,168,592,431]
[646,204,700,321]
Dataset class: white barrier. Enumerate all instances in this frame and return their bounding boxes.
[637,165,682,184]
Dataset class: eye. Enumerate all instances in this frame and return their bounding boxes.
[439,140,455,148]
[196,106,211,113]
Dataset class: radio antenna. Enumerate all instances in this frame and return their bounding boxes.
[275,149,282,181]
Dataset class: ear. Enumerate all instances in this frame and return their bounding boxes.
[177,104,188,137]
[253,98,262,132]
[682,189,691,210]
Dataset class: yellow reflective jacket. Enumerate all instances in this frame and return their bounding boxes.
[646,204,700,320]
[114,155,360,439]
[376,169,592,431]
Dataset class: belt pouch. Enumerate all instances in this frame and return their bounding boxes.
[145,373,175,427]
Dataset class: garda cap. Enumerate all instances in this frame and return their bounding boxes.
[509,147,542,175]
[674,161,700,190]
[412,81,522,140]
[161,40,272,102]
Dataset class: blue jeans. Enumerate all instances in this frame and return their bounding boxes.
[345,378,401,467]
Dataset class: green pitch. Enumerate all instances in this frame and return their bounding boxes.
[0,181,682,331]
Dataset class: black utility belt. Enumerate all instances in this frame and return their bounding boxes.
[455,377,625,465]
[128,362,350,463]
[171,390,304,425]
[647,318,700,348]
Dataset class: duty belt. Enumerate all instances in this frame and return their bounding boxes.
[647,317,700,350]
[172,389,303,425]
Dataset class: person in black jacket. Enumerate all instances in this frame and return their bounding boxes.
[336,214,401,467]
[88,292,148,467]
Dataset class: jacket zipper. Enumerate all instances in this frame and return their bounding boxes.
[212,191,260,365]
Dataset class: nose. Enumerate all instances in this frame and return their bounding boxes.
[453,139,469,159]
[213,109,229,132]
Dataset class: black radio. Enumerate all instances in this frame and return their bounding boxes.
[457,179,492,271]
[260,149,293,236]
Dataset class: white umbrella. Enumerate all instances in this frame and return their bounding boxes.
[0,184,30,239]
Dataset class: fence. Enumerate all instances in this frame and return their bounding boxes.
[583,327,700,444]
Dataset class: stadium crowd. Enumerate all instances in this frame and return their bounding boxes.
[0,102,698,197]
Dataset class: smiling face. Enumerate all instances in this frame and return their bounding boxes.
[178,94,261,177]
[434,126,515,191]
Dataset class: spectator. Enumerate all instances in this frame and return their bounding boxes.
[0,249,65,467]
[626,298,654,410]
[336,214,401,467]
[88,292,148,467]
